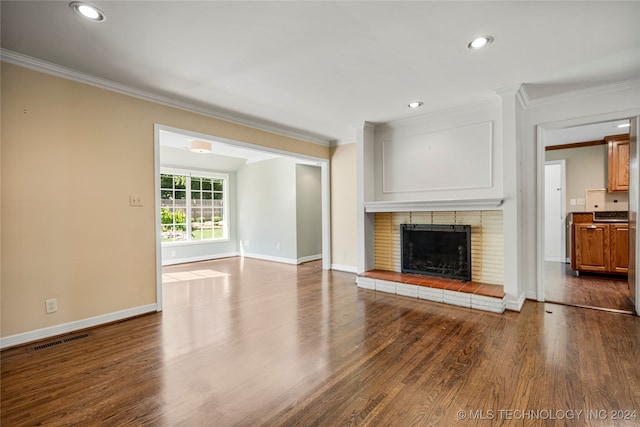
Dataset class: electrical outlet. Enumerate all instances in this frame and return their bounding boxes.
[129,195,143,207]
[276,243,281,250]
[45,298,57,314]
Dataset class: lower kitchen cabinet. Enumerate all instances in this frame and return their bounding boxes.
[609,223,629,274]
[574,223,609,273]
[573,222,628,274]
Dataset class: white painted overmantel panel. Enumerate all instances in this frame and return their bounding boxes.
[382,121,493,194]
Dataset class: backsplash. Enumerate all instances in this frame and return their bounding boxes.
[585,189,628,211]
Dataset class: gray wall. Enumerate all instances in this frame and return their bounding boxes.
[296,164,322,260]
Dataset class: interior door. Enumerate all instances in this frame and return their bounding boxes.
[545,161,565,262]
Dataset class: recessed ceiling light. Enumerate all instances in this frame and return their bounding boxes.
[70,2,106,22]
[190,140,212,153]
[408,101,424,109]
[467,36,494,50]
[617,123,631,128]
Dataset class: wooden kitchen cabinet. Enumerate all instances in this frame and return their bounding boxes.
[574,223,609,273]
[609,223,629,274]
[607,135,629,192]
[572,215,628,274]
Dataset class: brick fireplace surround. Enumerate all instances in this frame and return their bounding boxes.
[356,209,506,313]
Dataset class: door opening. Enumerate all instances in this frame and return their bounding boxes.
[541,119,635,313]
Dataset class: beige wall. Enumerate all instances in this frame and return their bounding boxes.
[330,144,357,269]
[1,63,329,339]
[545,144,628,213]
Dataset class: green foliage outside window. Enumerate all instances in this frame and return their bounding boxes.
[161,172,226,243]
[161,208,186,231]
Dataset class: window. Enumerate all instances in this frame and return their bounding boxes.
[160,170,227,243]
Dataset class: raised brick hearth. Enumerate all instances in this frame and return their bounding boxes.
[356,270,506,313]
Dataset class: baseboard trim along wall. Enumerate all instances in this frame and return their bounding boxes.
[162,252,240,266]
[506,293,527,312]
[298,254,322,264]
[164,252,323,267]
[241,253,324,265]
[0,304,158,350]
[331,264,358,274]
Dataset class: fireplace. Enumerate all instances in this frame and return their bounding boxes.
[401,224,471,281]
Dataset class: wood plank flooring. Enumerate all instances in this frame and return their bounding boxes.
[2,257,640,426]
[544,261,635,313]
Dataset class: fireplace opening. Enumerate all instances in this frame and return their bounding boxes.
[401,224,471,281]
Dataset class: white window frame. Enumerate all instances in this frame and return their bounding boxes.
[160,167,229,245]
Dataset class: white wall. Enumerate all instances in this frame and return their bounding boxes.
[373,100,503,202]
[296,164,322,261]
[519,80,640,302]
[357,99,526,309]
[237,157,298,262]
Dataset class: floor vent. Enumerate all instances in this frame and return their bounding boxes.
[62,333,89,343]
[33,340,63,351]
[32,333,90,351]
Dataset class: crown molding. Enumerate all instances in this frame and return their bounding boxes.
[0,49,332,147]
[331,138,356,147]
[518,78,640,109]
[494,83,529,108]
[516,84,531,108]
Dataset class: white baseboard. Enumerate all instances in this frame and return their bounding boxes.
[0,304,158,350]
[331,264,358,273]
[164,252,322,266]
[242,252,299,265]
[506,293,526,312]
[162,251,239,266]
[298,254,322,264]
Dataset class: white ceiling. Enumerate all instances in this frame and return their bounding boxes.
[545,119,630,147]
[160,129,279,164]
[2,1,639,145]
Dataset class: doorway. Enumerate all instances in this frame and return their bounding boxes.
[542,120,635,313]
[153,124,331,311]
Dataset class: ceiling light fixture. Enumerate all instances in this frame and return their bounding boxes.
[467,35,494,50]
[190,140,212,153]
[70,2,106,22]
[408,101,424,109]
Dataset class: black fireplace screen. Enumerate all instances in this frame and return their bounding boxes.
[401,224,471,281]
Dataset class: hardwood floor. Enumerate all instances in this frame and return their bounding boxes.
[2,257,640,426]
[544,261,635,313]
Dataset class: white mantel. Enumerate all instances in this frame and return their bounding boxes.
[364,198,504,213]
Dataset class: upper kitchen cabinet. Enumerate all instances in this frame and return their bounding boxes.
[607,134,629,192]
